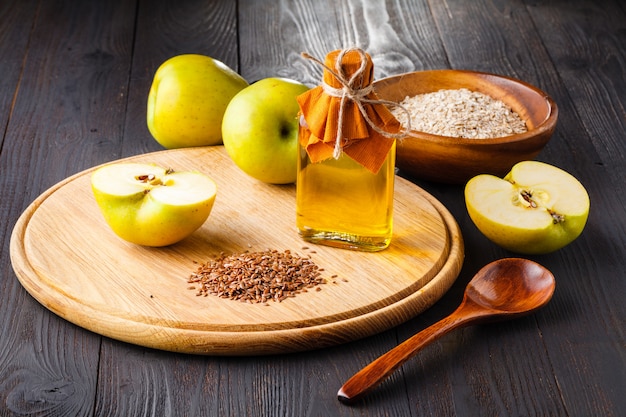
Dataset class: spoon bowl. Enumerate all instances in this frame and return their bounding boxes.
[464,258,555,316]
[337,258,555,404]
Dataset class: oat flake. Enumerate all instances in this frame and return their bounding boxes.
[391,88,528,139]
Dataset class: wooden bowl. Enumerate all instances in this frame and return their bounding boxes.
[374,69,558,184]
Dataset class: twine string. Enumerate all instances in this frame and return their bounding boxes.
[301,48,411,159]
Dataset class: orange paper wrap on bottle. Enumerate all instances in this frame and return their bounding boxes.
[296,49,401,174]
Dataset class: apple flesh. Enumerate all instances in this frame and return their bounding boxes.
[91,163,217,247]
[465,161,590,254]
[147,54,249,149]
[221,77,309,184]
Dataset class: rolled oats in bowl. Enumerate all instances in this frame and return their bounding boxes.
[391,88,528,139]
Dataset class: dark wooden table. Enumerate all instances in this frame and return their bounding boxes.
[1,0,624,415]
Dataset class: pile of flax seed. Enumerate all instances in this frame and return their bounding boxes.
[188,249,327,304]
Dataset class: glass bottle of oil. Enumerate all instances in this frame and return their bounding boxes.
[296,124,395,251]
[295,48,402,251]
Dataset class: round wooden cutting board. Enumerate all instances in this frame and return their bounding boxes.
[10,146,463,355]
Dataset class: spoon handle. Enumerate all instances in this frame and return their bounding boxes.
[337,311,470,404]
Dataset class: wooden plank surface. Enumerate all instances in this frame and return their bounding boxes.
[0,0,624,415]
[0,1,137,416]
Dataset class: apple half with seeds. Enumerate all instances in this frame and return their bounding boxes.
[91,163,217,247]
[465,161,590,254]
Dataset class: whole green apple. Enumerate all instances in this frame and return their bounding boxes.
[147,54,249,149]
[465,161,590,254]
[91,163,217,247]
[221,77,309,184]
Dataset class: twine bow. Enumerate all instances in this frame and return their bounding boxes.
[297,48,410,173]
[301,48,410,158]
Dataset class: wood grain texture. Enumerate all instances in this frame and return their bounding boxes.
[238,0,447,85]
[0,0,624,415]
[11,146,463,355]
[0,1,136,416]
[0,0,35,142]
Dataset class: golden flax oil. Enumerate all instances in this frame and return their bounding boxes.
[295,48,401,251]
[296,135,395,251]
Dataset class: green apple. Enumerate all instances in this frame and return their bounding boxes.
[147,54,249,149]
[221,77,309,184]
[465,161,590,254]
[91,163,217,247]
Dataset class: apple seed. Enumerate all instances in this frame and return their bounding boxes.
[135,173,165,188]
[517,188,566,224]
[136,173,155,182]
[519,189,538,208]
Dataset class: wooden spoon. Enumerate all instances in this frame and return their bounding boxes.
[337,258,555,404]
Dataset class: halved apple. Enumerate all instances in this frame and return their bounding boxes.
[91,163,217,247]
[465,161,590,254]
